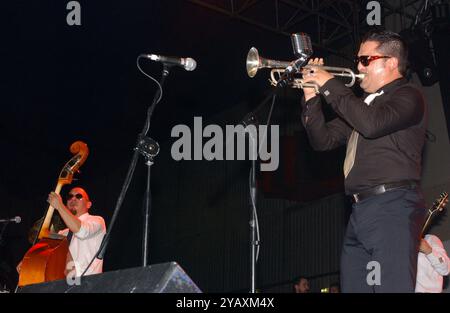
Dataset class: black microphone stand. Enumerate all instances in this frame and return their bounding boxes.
[240,88,278,293]
[241,111,261,295]
[95,64,171,267]
[0,221,10,248]
[248,126,258,294]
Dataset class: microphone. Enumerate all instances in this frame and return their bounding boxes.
[0,216,21,224]
[277,33,313,87]
[291,32,313,59]
[143,54,197,71]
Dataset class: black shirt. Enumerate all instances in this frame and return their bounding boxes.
[302,77,427,195]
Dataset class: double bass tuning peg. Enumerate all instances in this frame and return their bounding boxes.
[71,170,81,181]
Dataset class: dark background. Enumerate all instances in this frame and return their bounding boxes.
[0,0,448,292]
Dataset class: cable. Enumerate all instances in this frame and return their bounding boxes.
[249,169,261,262]
[136,55,164,135]
[136,56,163,106]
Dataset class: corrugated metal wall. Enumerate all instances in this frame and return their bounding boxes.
[150,144,351,292]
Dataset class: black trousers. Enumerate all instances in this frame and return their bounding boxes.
[341,188,426,293]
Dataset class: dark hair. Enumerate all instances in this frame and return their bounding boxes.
[292,276,309,293]
[293,276,308,285]
[361,29,409,76]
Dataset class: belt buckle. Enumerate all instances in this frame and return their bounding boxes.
[352,194,360,203]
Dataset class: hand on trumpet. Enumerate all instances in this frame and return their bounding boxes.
[301,58,334,100]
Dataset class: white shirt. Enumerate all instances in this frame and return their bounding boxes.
[58,212,106,277]
[415,234,450,293]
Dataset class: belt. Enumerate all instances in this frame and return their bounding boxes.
[352,180,418,203]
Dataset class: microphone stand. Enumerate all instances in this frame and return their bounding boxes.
[95,64,170,267]
[138,65,170,266]
[248,127,258,294]
[240,88,278,294]
[0,221,9,247]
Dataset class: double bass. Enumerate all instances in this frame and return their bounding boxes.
[18,141,89,287]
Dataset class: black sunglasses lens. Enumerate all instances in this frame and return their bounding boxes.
[355,56,370,66]
[67,193,83,200]
[362,57,370,66]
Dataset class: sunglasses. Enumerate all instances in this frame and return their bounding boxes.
[354,55,391,66]
[66,193,84,201]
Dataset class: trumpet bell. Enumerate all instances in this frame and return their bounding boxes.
[246,47,260,78]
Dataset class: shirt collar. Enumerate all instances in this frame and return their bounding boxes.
[375,77,408,94]
[363,77,408,98]
[78,212,90,219]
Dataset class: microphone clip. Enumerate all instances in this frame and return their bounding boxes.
[135,134,160,164]
[277,54,309,88]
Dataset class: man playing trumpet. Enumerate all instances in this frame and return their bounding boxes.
[301,30,427,292]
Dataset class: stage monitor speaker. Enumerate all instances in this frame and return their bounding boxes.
[17,262,201,293]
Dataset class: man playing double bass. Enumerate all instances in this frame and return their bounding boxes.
[18,187,106,280]
[47,187,106,277]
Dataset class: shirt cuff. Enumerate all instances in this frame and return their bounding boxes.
[425,248,444,265]
[318,78,349,104]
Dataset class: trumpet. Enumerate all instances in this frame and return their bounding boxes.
[246,47,365,93]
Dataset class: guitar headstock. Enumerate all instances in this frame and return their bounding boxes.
[58,141,89,186]
[430,192,449,215]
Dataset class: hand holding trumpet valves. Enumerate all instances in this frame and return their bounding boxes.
[301,58,334,89]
